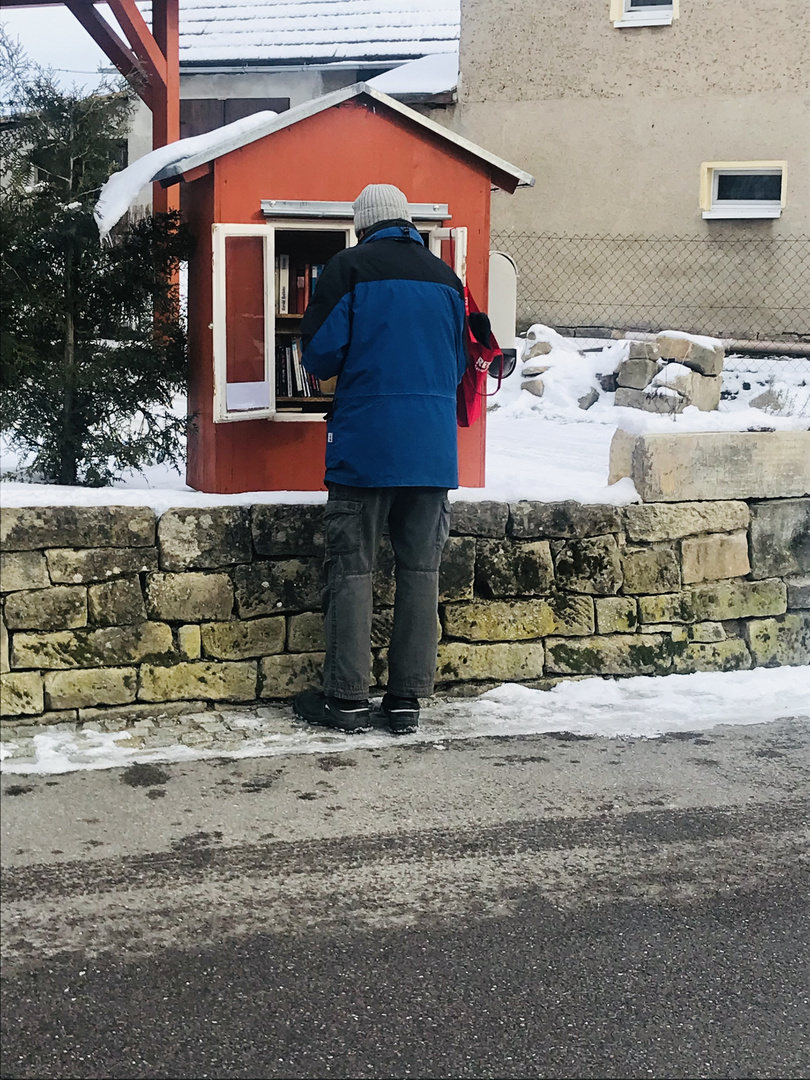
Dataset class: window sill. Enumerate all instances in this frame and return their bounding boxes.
[614,15,673,28]
[703,207,782,220]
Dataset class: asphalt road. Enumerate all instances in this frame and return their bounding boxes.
[2,716,809,1079]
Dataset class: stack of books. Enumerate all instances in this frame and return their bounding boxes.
[275,256,325,315]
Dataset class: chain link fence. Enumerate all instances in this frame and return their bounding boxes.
[491,231,810,414]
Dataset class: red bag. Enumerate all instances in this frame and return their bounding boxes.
[457,286,503,428]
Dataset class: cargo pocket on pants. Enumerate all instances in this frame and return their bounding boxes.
[324,500,363,557]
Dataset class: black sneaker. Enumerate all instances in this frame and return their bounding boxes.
[381,693,420,734]
[293,690,370,733]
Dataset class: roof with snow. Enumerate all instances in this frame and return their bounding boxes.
[169,0,461,66]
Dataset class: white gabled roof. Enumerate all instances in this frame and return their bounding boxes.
[154,0,460,65]
[154,83,535,186]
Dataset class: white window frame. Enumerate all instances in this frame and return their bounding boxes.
[429,227,468,285]
[610,0,678,29]
[211,220,356,424]
[700,161,787,220]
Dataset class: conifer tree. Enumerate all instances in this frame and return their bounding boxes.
[0,30,192,486]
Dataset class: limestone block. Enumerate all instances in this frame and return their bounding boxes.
[578,389,599,411]
[139,661,257,703]
[624,501,749,542]
[682,622,726,643]
[260,653,325,698]
[1,620,8,674]
[671,639,751,674]
[629,431,810,502]
[648,365,720,411]
[626,341,661,361]
[595,596,638,634]
[436,642,545,683]
[4,585,87,631]
[522,376,545,397]
[146,572,234,622]
[177,624,202,660]
[252,504,324,557]
[544,634,671,676]
[681,531,750,584]
[748,499,810,579]
[510,501,621,540]
[450,502,509,538]
[442,595,594,641]
[608,429,638,485]
[638,579,786,625]
[231,559,321,618]
[43,667,137,710]
[0,551,50,593]
[88,576,147,625]
[11,622,174,670]
[553,535,623,595]
[0,506,155,552]
[522,362,550,377]
[524,340,552,360]
[746,613,810,667]
[287,612,325,652]
[786,577,810,609]
[656,333,724,376]
[0,672,44,716]
[200,616,285,660]
[616,357,662,389]
[615,386,686,414]
[47,546,157,584]
[440,537,476,601]
[158,507,252,571]
[475,540,554,598]
[621,545,680,594]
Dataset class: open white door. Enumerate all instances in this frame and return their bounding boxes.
[430,227,467,285]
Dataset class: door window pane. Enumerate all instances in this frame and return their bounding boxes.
[225,235,269,411]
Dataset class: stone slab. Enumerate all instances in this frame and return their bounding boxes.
[158,507,252,571]
[630,431,810,502]
[43,667,137,710]
[553,535,623,595]
[139,661,257,703]
[251,505,324,557]
[638,579,786,625]
[656,333,724,376]
[475,540,554,598]
[436,642,545,683]
[671,638,752,674]
[88,577,147,626]
[260,653,325,698]
[746,613,810,667]
[0,672,44,717]
[748,499,810,579]
[200,617,286,660]
[681,531,750,584]
[509,501,621,540]
[648,366,721,411]
[177,624,202,660]
[616,357,662,390]
[47,546,158,584]
[595,597,638,634]
[621,545,681,594]
[4,586,87,631]
[1,551,50,593]
[450,502,509,538]
[232,560,322,618]
[146,572,234,622]
[0,506,155,551]
[624,501,750,542]
[0,621,8,675]
[439,537,476,601]
[607,429,638,486]
[786,577,810,610]
[614,386,685,414]
[11,622,174,670]
[77,700,211,725]
[442,595,594,641]
[544,634,672,676]
[286,612,325,653]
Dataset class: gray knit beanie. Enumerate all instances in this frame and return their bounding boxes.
[352,184,412,233]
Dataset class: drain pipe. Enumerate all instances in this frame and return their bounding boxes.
[623,331,810,358]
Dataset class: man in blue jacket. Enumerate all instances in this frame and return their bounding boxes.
[293,183,468,735]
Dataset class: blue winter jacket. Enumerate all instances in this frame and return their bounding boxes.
[300,221,468,488]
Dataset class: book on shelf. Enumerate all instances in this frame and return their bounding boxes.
[276,253,289,315]
[310,264,323,299]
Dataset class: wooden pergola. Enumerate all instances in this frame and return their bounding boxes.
[5,0,180,213]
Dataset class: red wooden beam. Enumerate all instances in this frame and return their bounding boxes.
[64,0,152,108]
[106,0,167,89]
[149,0,180,214]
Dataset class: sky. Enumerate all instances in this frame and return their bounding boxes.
[2,6,113,91]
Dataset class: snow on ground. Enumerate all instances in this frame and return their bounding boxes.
[2,667,807,776]
[3,328,806,511]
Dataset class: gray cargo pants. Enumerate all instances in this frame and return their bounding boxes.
[322,483,451,700]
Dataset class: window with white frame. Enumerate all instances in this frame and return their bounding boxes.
[611,0,678,28]
[700,162,787,220]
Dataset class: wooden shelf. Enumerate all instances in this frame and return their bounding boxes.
[277,396,332,405]
[276,313,305,320]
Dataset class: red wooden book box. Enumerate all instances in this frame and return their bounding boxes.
[160,84,533,493]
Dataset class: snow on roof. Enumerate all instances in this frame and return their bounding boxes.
[137,1,460,65]
[366,49,458,95]
[94,83,534,237]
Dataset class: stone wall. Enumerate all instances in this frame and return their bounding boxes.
[1,500,808,728]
